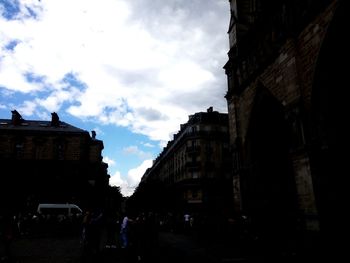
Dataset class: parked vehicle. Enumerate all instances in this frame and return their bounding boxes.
[37,203,83,217]
[35,203,83,236]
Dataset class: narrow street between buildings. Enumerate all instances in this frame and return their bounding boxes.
[8,229,310,263]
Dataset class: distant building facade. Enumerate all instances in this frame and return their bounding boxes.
[138,107,232,215]
[224,0,345,247]
[0,110,109,213]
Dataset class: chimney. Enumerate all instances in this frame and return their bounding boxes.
[11,110,23,125]
[51,112,60,127]
[91,130,96,139]
[207,106,213,113]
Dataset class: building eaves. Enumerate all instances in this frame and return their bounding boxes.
[0,119,88,134]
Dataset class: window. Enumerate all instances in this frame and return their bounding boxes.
[15,142,23,159]
[54,139,65,160]
[41,207,69,216]
[192,190,198,198]
[192,172,199,179]
[14,137,25,159]
[57,144,64,160]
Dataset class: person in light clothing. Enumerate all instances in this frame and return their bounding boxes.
[120,214,132,248]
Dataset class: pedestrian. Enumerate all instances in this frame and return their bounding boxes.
[104,210,118,249]
[81,210,91,246]
[133,213,146,261]
[183,212,190,234]
[120,213,132,249]
[81,208,103,261]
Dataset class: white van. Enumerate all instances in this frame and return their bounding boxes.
[37,203,83,217]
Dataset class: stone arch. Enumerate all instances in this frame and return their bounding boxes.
[241,84,298,245]
[310,0,346,241]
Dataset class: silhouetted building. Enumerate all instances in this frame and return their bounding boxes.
[137,107,232,215]
[224,0,345,252]
[0,111,109,213]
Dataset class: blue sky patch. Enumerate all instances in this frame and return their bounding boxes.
[0,0,39,20]
[0,0,20,20]
[25,72,46,84]
[62,72,87,90]
[5,40,20,51]
[0,90,27,116]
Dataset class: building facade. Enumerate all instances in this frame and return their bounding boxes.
[224,0,345,249]
[0,110,109,213]
[136,107,232,216]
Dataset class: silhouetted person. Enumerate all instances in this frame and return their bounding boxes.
[105,210,118,249]
[0,213,15,262]
[183,212,190,235]
[143,212,159,262]
[81,209,103,262]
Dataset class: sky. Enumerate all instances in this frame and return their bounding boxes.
[0,0,230,197]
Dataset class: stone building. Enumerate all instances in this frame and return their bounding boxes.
[137,107,232,215]
[0,110,109,213]
[224,0,345,251]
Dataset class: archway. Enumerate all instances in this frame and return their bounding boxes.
[310,1,346,244]
[242,85,298,247]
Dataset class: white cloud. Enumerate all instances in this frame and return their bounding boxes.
[103,156,116,167]
[141,142,155,148]
[123,145,153,160]
[109,171,130,196]
[109,159,153,196]
[0,0,229,143]
[1,0,229,196]
[35,87,82,113]
[17,100,37,116]
[127,159,153,186]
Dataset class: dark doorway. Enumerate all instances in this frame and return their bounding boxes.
[242,86,298,248]
[310,1,346,246]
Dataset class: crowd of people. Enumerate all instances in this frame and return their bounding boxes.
[80,210,160,262]
[2,208,241,262]
[1,210,83,262]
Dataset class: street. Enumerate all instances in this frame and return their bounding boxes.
[9,231,251,263]
[8,228,323,263]
[9,236,81,263]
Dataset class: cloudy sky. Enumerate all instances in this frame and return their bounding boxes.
[0,0,230,196]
